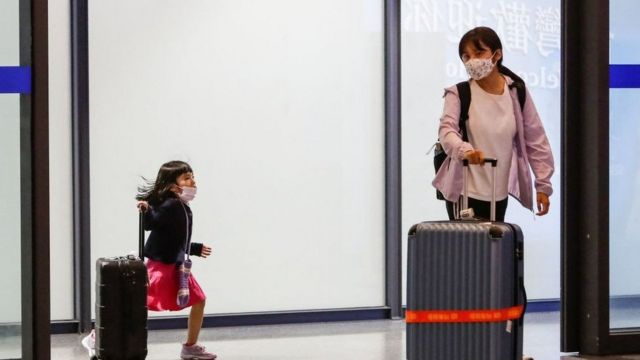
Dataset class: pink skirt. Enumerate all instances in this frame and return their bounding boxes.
[146,259,206,311]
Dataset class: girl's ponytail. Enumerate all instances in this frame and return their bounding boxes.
[136,177,155,202]
[498,64,525,86]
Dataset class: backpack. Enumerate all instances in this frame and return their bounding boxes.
[434,80,526,200]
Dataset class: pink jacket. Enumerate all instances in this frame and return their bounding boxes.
[432,77,554,210]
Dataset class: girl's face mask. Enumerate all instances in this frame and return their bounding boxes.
[464,52,496,80]
[178,186,197,203]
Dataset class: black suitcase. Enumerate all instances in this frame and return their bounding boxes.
[406,159,527,360]
[95,212,148,360]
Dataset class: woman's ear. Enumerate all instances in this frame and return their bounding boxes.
[170,184,182,194]
[493,49,503,64]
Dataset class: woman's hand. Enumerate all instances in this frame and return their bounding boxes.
[464,150,485,165]
[200,245,212,258]
[536,192,550,216]
[137,201,149,212]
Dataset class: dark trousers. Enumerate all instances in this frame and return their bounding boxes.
[446,196,509,222]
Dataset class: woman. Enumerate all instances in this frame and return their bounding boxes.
[433,26,554,221]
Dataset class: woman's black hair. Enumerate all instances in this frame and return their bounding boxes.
[458,26,525,84]
[136,160,193,205]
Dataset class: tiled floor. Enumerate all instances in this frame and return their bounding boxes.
[2,311,640,359]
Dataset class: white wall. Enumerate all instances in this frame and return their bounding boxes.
[0,0,22,324]
[88,0,386,316]
[48,0,75,321]
[0,94,21,324]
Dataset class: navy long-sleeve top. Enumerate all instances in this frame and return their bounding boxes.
[143,197,203,264]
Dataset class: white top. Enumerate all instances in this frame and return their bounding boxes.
[465,79,516,201]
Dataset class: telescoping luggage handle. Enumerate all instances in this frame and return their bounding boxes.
[138,210,145,259]
[462,158,498,222]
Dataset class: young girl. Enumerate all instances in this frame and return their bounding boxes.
[137,160,217,360]
[433,26,555,221]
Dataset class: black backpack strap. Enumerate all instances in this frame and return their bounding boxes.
[509,81,527,112]
[455,81,471,142]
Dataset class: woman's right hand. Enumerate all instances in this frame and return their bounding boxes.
[137,201,149,212]
[464,150,485,164]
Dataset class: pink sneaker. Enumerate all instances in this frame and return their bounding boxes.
[81,329,96,358]
[181,343,217,359]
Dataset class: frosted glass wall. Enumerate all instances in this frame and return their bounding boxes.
[0,0,22,358]
[89,0,386,316]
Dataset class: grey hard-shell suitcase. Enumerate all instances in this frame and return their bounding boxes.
[94,212,148,360]
[406,159,526,360]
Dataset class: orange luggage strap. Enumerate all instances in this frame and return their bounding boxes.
[405,305,525,323]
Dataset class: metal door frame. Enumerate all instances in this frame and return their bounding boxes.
[20,0,50,358]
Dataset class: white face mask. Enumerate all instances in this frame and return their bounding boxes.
[178,186,197,203]
[464,54,496,80]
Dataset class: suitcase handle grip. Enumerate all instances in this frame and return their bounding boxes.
[462,157,497,167]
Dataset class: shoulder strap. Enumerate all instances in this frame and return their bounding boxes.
[455,81,471,142]
[509,81,527,111]
[179,202,192,260]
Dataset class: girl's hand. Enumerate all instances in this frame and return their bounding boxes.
[536,192,550,216]
[137,201,149,212]
[464,150,485,164]
[200,245,212,258]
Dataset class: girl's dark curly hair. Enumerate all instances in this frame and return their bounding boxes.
[136,160,193,205]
